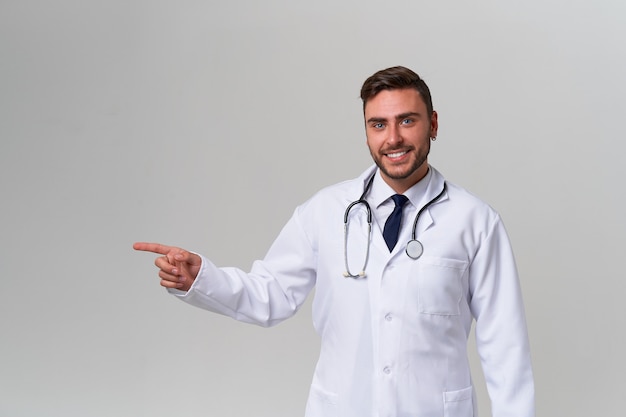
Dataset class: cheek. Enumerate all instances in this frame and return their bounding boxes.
[365,131,383,148]
[410,126,431,143]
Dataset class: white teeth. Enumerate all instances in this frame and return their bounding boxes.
[386,151,407,158]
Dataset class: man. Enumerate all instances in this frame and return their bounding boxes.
[134,66,535,417]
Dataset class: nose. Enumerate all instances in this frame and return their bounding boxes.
[386,124,402,146]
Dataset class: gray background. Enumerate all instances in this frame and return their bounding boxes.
[1,1,624,416]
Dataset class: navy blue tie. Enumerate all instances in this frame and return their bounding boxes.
[383,194,409,251]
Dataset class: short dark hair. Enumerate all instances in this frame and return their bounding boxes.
[360,66,434,117]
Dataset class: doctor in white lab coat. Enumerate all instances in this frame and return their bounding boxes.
[135,66,534,417]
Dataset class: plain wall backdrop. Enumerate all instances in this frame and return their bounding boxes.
[1,1,625,416]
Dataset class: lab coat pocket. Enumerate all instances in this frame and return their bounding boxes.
[443,385,474,417]
[305,384,338,417]
[415,256,467,316]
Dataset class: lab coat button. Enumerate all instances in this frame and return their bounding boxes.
[383,366,391,375]
[385,313,393,322]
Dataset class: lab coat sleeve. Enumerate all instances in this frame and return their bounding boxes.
[469,216,535,417]
[167,205,317,327]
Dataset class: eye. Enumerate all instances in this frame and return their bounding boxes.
[372,122,384,129]
[400,118,413,125]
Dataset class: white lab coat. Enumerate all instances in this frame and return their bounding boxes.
[170,165,534,417]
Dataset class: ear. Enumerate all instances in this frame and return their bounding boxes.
[429,110,439,138]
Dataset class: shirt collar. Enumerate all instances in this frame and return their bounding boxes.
[370,166,433,209]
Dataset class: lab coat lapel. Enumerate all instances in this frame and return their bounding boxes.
[416,167,448,235]
[372,220,394,258]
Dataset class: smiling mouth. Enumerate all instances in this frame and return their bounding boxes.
[385,150,408,159]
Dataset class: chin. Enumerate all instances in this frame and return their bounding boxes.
[382,160,428,183]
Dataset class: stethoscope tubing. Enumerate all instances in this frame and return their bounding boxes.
[342,170,447,277]
[409,182,447,241]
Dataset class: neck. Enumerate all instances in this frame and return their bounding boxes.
[382,164,429,194]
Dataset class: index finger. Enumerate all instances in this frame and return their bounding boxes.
[133,242,173,255]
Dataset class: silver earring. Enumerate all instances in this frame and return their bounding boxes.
[430,136,437,141]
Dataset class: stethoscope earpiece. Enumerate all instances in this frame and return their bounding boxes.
[343,271,367,278]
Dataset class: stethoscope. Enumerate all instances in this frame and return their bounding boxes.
[343,171,447,278]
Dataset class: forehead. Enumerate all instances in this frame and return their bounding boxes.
[364,88,427,118]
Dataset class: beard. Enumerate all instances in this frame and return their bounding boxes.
[370,143,430,181]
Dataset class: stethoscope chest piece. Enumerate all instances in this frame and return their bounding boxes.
[406,239,424,260]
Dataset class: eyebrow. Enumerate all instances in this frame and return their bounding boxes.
[366,112,421,124]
